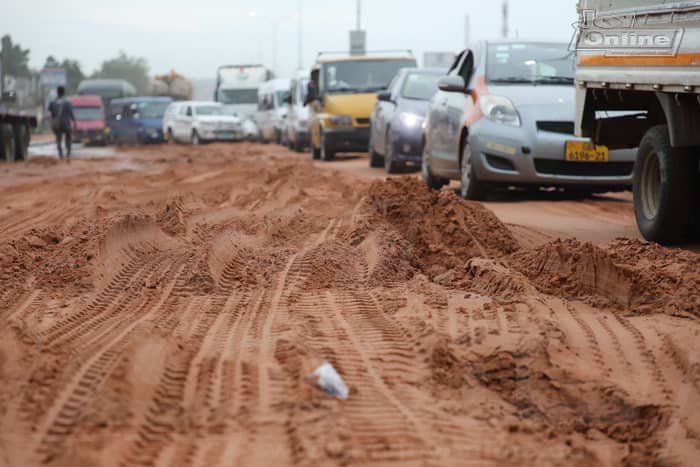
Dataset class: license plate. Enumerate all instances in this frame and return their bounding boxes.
[565,141,609,162]
[82,138,90,144]
[218,132,234,139]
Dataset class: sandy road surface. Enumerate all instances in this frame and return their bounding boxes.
[1,144,699,467]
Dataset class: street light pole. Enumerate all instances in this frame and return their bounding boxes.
[298,0,303,70]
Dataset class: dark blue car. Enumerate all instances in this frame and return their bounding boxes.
[369,68,443,173]
[109,96,173,144]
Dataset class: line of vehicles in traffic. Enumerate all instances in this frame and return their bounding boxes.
[59,40,671,239]
[4,0,696,244]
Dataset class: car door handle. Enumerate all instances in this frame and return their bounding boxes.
[440,99,448,107]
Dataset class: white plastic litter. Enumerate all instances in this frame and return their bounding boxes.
[309,362,349,400]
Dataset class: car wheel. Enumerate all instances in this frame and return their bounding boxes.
[633,125,697,244]
[421,144,448,190]
[460,142,487,200]
[0,124,16,162]
[13,123,29,161]
[320,131,334,161]
[368,127,383,168]
[384,129,399,174]
[310,132,321,160]
[294,136,304,153]
[191,130,201,145]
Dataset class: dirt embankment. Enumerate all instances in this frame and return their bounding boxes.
[0,144,698,467]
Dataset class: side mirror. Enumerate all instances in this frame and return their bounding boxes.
[438,75,468,93]
[377,90,393,103]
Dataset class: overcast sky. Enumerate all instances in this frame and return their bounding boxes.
[3,0,579,79]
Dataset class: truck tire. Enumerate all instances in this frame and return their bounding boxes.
[421,145,448,190]
[0,124,16,162]
[633,125,697,244]
[13,123,29,161]
[320,132,334,161]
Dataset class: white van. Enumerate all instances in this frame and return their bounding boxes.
[285,74,310,152]
[255,78,291,144]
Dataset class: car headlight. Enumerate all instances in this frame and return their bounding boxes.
[329,115,353,126]
[478,95,521,127]
[399,112,422,128]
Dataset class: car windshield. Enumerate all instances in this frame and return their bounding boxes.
[218,88,258,105]
[73,106,102,121]
[486,43,575,85]
[277,90,291,106]
[80,88,123,101]
[401,73,442,100]
[323,59,416,93]
[196,105,224,116]
[138,101,170,119]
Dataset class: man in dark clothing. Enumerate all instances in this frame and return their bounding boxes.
[48,86,76,160]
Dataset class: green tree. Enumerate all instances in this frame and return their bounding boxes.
[1,35,31,78]
[93,51,150,94]
[60,59,85,95]
[43,55,60,69]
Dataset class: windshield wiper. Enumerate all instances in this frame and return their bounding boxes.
[489,77,535,84]
[534,76,575,85]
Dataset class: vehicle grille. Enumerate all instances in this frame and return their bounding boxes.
[534,159,634,177]
[355,118,370,126]
[536,121,575,135]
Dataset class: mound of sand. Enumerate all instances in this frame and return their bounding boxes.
[352,178,520,278]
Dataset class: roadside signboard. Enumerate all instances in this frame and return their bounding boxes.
[350,30,367,56]
[40,68,67,88]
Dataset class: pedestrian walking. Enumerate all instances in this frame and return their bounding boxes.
[48,86,76,160]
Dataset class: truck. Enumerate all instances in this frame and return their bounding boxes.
[214,64,273,119]
[149,70,193,101]
[575,0,700,244]
[306,51,417,161]
[0,76,37,162]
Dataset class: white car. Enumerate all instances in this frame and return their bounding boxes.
[164,101,243,144]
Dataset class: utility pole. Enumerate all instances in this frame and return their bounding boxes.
[298,0,303,70]
[357,0,361,31]
[464,14,471,47]
[502,0,509,39]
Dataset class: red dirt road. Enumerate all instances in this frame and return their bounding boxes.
[0,144,698,467]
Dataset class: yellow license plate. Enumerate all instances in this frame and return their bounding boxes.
[565,141,609,162]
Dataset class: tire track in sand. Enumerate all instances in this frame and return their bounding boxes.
[27,256,185,466]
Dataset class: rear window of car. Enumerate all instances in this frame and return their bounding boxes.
[401,73,442,100]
